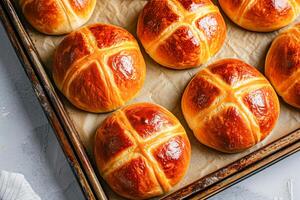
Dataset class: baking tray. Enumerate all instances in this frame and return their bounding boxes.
[1,0,300,199]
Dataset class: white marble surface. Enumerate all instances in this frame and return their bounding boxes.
[0,23,84,200]
[0,22,300,200]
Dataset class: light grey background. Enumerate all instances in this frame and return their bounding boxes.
[0,23,299,200]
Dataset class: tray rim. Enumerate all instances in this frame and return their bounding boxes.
[1,1,300,199]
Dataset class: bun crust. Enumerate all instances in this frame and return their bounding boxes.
[219,0,300,32]
[265,23,300,108]
[20,0,96,35]
[137,0,226,69]
[94,103,191,199]
[182,59,280,153]
[52,24,146,113]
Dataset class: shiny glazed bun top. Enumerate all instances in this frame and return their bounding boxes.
[94,103,191,199]
[52,24,146,113]
[265,23,300,108]
[137,0,226,69]
[182,59,280,153]
[219,0,300,32]
[20,0,96,35]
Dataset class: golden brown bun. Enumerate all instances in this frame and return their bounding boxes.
[94,103,191,199]
[20,0,96,35]
[137,0,226,69]
[219,0,300,32]
[52,24,146,113]
[182,59,280,153]
[265,23,300,108]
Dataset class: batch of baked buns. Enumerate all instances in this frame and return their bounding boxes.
[19,0,300,199]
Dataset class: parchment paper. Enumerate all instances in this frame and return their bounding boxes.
[22,0,300,198]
